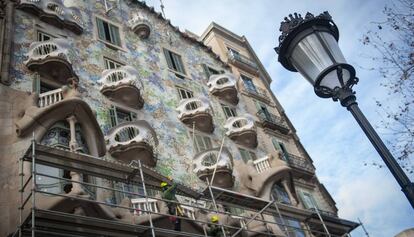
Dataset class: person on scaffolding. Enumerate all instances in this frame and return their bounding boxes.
[207,215,225,237]
[161,177,183,231]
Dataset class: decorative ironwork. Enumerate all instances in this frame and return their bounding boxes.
[275,11,333,53]
[286,153,315,173]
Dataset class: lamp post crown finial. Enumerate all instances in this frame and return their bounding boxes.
[276,11,333,54]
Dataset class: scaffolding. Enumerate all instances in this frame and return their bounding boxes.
[14,138,358,237]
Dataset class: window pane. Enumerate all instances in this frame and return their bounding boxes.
[96,18,106,41]
[109,24,121,46]
[172,52,185,74]
[242,75,257,92]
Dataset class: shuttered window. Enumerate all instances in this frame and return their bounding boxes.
[272,138,289,161]
[202,64,223,80]
[104,57,123,69]
[177,87,193,100]
[108,106,137,128]
[239,148,257,163]
[163,48,186,75]
[96,18,121,47]
[221,104,237,118]
[190,132,212,153]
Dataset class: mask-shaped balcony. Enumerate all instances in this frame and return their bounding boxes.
[224,114,257,149]
[106,121,158,167]
[128,15,151,39]
[98,66,144,109]
[207,73,238,105]
[18,0,84,34]
[240,154,292,197]
[193,147,234,188]
[25,38,78,84]
[176,97,214,133]
[256,110,289,135]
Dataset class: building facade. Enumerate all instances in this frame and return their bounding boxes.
[0,0,358,236]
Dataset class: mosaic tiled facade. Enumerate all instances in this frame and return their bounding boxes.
[0,0,359,236]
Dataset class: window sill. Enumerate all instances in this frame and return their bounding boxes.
[98,39,127,52]
[167,68,190,80]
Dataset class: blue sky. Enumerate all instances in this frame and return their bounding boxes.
[143,0,414,236]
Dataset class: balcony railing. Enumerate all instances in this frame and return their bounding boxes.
[309,207,337,217]
[243,85,268,100]
[253,156,271,173]
[25,38,70,64]
[38,88,63,108]
[99,66,143,91]
[286,153,315,173]
[227,50,259,74]
[131,198,159,216]
[256,110,289,134]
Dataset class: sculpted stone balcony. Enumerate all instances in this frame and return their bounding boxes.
[128,14,151,39]
[256,110,289,134]
[106,121,158,167]
[18,0,84,34]
[98,66,144,109]
[224,114,257,149]
[193,148,234,188]
[176,97,214,133]
[239,154,292,197]
[227,50,259,75]
[25,38,78,84]
[207,73,238,105]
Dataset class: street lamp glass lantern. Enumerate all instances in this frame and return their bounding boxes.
[275,12,356,98]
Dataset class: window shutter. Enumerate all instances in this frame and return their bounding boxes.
[172,53,185,74]
[32,74,41,93]
[239,149,250,163]
[298,191,310,209]
[109,25,121,46]
[108,106,118,128]
[279,143,289,160]
[96,18,106,41]
[202,64,211,80]
[163,49,174,69]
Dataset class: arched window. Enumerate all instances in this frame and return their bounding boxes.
[271,182,291,205]
[36,120,90,194]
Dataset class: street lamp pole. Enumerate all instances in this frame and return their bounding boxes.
[274,11,414,208]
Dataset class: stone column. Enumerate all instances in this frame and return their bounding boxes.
[281,179,298,206]
[66,115,78,151]
[66,115,85,195]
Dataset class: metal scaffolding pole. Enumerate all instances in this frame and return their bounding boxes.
[230,200,274,237]
[31,133,36,237]
[271,195,290,237]
[206,178,227,237]
[310,199,331,237]
[18,153,24,237]
[210,135,226,184]
[136,160,156,237]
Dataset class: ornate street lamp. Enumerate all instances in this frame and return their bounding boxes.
[275,11,414,208]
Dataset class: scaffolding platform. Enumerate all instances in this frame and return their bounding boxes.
[14,143,358,237]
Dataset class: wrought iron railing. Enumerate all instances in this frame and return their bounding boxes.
[286,153,315,173]
[243,84,269,99]
[256,110,289,130]
[227,50,258,71]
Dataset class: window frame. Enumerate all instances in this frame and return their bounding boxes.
[202,64,224,80]
[221,104,237,118]
[163,48,187,76]
[190,131,212,153]
[241,74,257,92]
[271,138,290,161]
[95,16,124,50]
[238,147,257,163]
[103,57,124,70]
[176,87,194,100]
[108,105,137,128]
